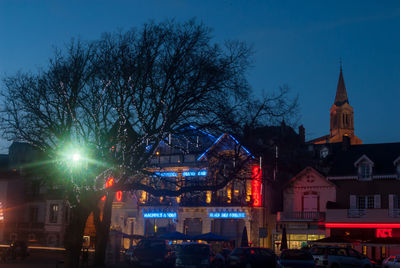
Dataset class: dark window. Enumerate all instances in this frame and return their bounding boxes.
[360,163,371,179]
[29,207,38,222]
[357,196,374,209]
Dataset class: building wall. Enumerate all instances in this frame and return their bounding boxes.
[331,179,400,209]
[283,168,336,213]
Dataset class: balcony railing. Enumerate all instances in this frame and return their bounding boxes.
[348,209,367,218]
[278,211,326,222]
[389,209,400,218]
[326,209,400,223]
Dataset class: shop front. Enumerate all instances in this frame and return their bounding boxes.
[141,208,178,237]
[326,223,400,261]
[272,223,325,252]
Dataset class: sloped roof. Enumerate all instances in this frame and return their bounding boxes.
[197,133,254,161]
[326,142,400,176]
[334,67,349,107]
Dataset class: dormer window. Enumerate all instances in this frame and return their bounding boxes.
[320,147,329,159]
[394,157,400,179]
[359,163,371,180]
[354,155,374,180]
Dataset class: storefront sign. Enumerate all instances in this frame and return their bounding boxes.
[376,228,393,238]
[209,212,246,218]
[182,170,207,176]
[251,166,262,207]
[143,212,177,218]
[0,201,3,222]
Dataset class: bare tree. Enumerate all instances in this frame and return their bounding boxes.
[1,20,296,267]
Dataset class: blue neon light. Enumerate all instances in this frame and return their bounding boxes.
[197,170,207,176]
[143,212,177,218]
[197,134,254,161]
[182,171,196,176]
[155,172,178,177]
[229,135,255,159]
[189,125,216,140]
[182,170,207,177]
[209,212,246,218]
[197,134,225,161]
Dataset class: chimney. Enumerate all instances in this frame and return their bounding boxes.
[342,135,351,151]
[298,125,305,144]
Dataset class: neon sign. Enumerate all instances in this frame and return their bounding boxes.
[143,212,177,218]
[155,172,178,177]
[102,177,123,202]
[0,202,4,222]
[376,229,393,238]
[182,170,207,176]
[325,223,400,228]
[209,212,246,218]
[251,166,262,207]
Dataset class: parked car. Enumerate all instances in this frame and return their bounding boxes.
[130,239,174,267]
[278,249,316,268]
[227,247,277,268]
[310,246,374,268]
[382,255,400,268]
[174,242,213,268]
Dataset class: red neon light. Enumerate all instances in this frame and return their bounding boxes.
[251,166,262,207]
[116,191,123,202]
[102,177,116,201]
[376,229,393,238]
[326,223,400,228]
[105,177,114,188]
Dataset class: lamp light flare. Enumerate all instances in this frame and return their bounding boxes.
[72,153,81,162]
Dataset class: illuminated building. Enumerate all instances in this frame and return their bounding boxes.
[308,67,362,145]
[110,127,265,248]
[273,167,335,251]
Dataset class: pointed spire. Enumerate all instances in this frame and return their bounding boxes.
[334,65,349,106]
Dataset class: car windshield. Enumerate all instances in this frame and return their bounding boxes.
[231,248,245,256]
[137,240,165,250]
[176,244,210,256]
[281,250,314,260]
[310,247,326,255]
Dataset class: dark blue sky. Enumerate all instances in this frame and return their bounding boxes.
[0,0,399,152]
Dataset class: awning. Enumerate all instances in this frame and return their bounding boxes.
[191,232,229,241]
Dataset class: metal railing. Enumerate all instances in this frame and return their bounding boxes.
[278,211,325,221]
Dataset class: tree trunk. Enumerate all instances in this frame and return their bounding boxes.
[93,195,113,267]
[64,203,92,268]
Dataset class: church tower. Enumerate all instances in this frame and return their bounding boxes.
[328,67,362,144]
[309,66,362,145]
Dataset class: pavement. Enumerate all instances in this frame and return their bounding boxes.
[0,249,131,268]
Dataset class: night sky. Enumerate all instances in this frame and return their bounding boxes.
[0,0,399,152]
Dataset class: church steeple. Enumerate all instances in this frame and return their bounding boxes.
[328,66,362,145]
[309,66,362,145]
[334,66,349,106]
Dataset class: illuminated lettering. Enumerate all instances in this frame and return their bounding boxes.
[209,212,246,218]
[251,166,262,207]
[143,212,177,218]
[376,228,393,238]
